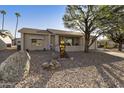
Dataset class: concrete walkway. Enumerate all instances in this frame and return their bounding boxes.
[97,48,124,58]
[104,51,124,58]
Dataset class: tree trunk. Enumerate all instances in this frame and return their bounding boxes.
[84,19,90,53]
[84,43,89,53]
[118,42,122,51]
[84,33,89,53]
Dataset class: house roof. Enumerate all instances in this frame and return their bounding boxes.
[18,28,84,36]
[47,29,84,36]
[0,30,8,32]
[18,28,49,34]
[0,30,14,40]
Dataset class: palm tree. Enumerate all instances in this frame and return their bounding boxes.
[14,12,21,45]
[0,10,6,31]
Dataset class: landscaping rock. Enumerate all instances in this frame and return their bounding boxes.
[0,50,30,82]
[41,52,61,70]
[50,59,61,69]
[49,62,54,67]
[42,62,50,69]
[51,59,58,65]
[42,59,61,70]
[55,62,61,68]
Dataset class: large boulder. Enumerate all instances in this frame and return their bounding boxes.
[0,50,30,82]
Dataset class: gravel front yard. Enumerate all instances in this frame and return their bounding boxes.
[0,49,124,88]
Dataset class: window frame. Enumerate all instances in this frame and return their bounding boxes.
[31,39,43,46]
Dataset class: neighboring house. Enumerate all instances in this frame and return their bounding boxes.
[0,30,13,50]
[19,28,97,52]
[97,39,117,48]
[97,35,124,49]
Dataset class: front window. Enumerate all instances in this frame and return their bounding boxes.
[31,39,42,46]
[64,37,80,46]
[65,38,72,46]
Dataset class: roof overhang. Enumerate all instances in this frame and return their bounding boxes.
[18,28,49,35]
[47,29,84,36]
[18,28,84,36]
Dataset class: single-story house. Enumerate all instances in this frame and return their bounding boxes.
[19,28,97,52]
[97,38,124,49]
[0,30,13,50]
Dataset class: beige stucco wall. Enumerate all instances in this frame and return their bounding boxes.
[54,35,60,52]
[21,33,25,50]
[23,33,50,50]
[89,41,97,49]
[65,46,83,51]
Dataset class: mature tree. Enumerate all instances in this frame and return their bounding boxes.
[63,5,103,53]
[14,12,21,45]
[97,5,124,51]
[0,10,6,31]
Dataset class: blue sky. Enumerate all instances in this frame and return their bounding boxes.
[0,5,67,37]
